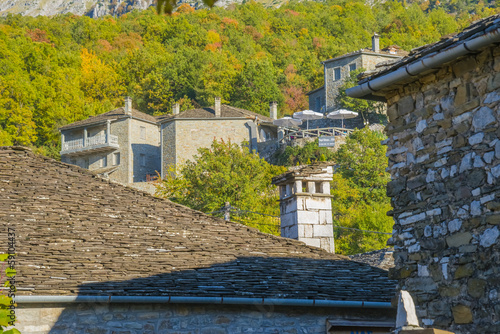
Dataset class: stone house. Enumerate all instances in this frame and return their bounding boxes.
[59,97,161,184]
[158,98,279,178]
[1,146,397,334]
[307,34,406,116]
[346,14,500,334]
[60,97,279,187]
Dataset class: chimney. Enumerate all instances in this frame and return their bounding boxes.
[124,96,132,115]
[172,103,180,115]
[269,101,278,120]
[214,97,221,117]
[272,165,335,253]
[372,33,380,53]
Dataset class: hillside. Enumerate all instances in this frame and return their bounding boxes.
[0,0,498,157]
[0,0,285,18]
[0,0,154,18]
[1,0,497,17]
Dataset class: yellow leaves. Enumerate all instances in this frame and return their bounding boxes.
[80,48,125,105]
[177,3,195,14]
[207,30,221,44]
[205,30,222,52]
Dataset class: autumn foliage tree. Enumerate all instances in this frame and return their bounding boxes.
[156,139,286,234]
[330,128,393,254]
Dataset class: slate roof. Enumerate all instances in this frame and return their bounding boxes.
[0,147,395,301]
[157,104,274,123]
[322,46,407,65]
[349,249,395,271]
[358,14,500,84]
[59,107,158,130]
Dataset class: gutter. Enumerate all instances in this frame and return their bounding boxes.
[346,26,500,100]
[14,295,392,309]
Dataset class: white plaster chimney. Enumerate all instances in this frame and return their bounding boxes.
[172,103,180,115]
[372,33,380,53]
[269,101,278,120]
[125,96,132,115]
[272,164,335,253]
[214,97,221,117]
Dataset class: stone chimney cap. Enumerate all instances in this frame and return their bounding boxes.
[214,97,222,117]
[372,33,380,53]
[125,96,132,115]
[272,164,334,185]
[172,103,180,115]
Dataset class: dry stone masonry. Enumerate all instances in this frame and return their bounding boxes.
[347,15,500,334]
[273,164,335,253]
[0,147,396,333]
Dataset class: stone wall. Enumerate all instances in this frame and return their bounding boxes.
[14,303,393,334]
[161,121,176,177]
[308,87,325,113]
[324,54,360,111]
[109,118,130,184]
[130,118,160,182]
[384,45,500,333]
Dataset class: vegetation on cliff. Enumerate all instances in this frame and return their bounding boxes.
[1,0,495,155]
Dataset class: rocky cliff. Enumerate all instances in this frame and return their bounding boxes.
[0,0,278,17]
[0,0,156,18]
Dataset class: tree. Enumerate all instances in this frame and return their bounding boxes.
[335,68,384,124]
[331,128,393,254]
[156,139,286,234]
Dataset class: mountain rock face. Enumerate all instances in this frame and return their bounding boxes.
[0,0,156,18]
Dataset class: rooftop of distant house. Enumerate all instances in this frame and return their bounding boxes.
[59,100,275,131]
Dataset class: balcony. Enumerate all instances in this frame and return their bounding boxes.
[61,134,119,156]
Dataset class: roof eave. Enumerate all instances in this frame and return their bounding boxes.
[347,25,500,100]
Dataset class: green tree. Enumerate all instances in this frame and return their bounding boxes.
[335,68,384,124]
[331,128,393,254]
[273,139,336,166]
[156,139,286,234]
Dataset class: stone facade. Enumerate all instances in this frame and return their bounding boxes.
[273,165,335,253]
[307,39,404,115]
[60,102,160,186]
[13,303,395,334]
[162,118,253,167]
[371,39,500,333]
[159,102,278,177]
[61,98,277,187]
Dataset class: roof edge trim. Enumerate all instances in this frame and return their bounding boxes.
[15,295,393,308]
[347,26,500,99]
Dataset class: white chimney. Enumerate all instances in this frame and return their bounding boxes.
[125,96,132,115]
[272,164,335,253]
[214,97,221,117]
[172,103,180,115]
[269,101,278,120]
[372,33,380,53]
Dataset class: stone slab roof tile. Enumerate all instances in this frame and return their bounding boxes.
[59,107,158,130]
[0,147,395,301]
[359,14,500,83]
[158,105,274,123]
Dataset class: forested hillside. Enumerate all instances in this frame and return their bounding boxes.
[0,0,497,156]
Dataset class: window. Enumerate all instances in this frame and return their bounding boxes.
[315,97,321,111]
[334,67,341,81]
[140,154,146,167]
[349,63,357,73]
[83,158,89,169]
[140,126,146,140]
[113,152,120,166]
[100,156,107,168]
